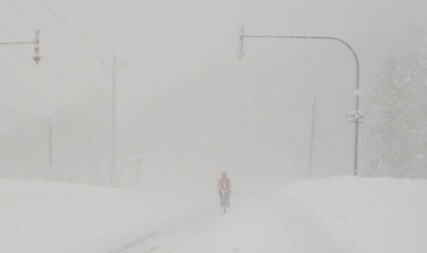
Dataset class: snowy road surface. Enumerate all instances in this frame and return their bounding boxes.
[108,192,350,253]
[4,177,426,253]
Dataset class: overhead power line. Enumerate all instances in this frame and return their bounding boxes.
[0,104,45,122]
[3,0,105,62]
[3,79,50,107]
[0,26,109,99]
[37,0,113,56]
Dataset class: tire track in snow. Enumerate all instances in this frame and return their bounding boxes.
[109,191,357,253]
[108,211,222,253]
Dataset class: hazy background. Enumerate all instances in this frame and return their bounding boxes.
[0,0,426,198]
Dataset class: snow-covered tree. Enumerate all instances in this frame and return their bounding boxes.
[366,35,427,178]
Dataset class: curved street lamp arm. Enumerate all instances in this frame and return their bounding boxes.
[239,33,361,176]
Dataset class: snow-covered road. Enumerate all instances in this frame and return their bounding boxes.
[3,177,426,253]
[109,192,350,253]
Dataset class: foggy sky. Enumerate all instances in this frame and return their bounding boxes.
[1,1,426,192]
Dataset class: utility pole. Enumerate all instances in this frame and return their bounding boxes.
[104,55,126,186]
[307,96,316,178]
[48,118,53,180]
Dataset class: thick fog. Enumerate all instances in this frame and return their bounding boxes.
[0,1,426,197]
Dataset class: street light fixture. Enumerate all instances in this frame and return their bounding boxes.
[237,25,362,176]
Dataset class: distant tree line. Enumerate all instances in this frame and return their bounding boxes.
[366,33,427,178]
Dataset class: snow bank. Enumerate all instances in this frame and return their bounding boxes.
[0,180,208,253]
[285,176,427,253]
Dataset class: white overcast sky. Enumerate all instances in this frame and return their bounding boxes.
[0,0,426,185]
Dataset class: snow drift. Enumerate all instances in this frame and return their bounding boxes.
[285,176,427,253]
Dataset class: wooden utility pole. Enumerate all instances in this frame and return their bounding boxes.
[104,55,126,185]
[307,96,316,178]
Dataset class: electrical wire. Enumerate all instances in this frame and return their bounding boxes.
[36,0,113,56]
[3,0,105,62]
[0,2,120,139]
[0,25,110,99]
[1,2,120,100]
[0,104,45,122]
[3,79,51,108]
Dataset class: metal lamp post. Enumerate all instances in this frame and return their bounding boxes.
[237,26,362,176]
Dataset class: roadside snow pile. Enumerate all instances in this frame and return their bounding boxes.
[0,180,208,253]
[285,176,427,253]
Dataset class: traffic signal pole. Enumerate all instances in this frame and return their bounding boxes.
[0,30,41,64]
[237,26,361,175]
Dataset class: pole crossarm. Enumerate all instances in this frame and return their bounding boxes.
[238,30,361,176]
